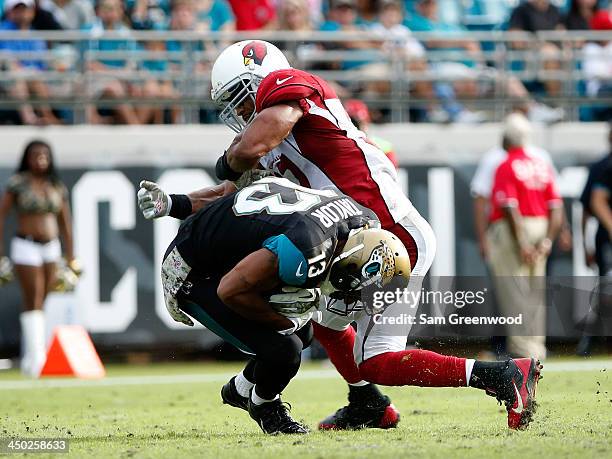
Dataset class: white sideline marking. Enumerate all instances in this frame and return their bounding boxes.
[0,360,611,391]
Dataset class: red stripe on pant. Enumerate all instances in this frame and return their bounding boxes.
[314,323,466,388]
[312,322,362,384]
[359,350,467,387]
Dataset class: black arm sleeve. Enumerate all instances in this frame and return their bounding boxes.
[169,194,193,220]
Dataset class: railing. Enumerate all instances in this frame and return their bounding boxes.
[0,30,610,123]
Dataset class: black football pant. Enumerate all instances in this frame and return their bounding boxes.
[177,274,313,400]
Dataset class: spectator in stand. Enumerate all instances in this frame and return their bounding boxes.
[195,0,234,32]
[487,112,563,360]
[564,0,598,30]
[161,0,231,73]
[31,0,62,29]
[83,0,154,124]
[276,0,320,65]
[344,98,398,168]
[583,9,612,121]
[126,0,181,124]
[307,0,324,25]
[507,0,564,98]
[277,0,312,32]
[46,44,79,123]
[128,0,170,30]
[355,0,378,25]
[404,0,483,64]
[509,0,564,32]
[0,0,61,125]
[226,0,275,30]
[319,0,375,71]
[166,0,205,53]
[369,0,426,60]
[38,0,94,29]
[365,0,434,120]
[403,0,490,122]
[165,0,214,121]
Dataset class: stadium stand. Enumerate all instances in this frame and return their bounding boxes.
[0,0,609,125]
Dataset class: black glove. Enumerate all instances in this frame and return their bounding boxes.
[215,152,242,181]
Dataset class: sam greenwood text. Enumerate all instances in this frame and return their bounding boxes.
[372,314,524,326]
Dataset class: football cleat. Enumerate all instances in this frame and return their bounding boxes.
[248,398,309,435]
[220,377,249,411]
[318,395,400,430]
[487,358,543,430]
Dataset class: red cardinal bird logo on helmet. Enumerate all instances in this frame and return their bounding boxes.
[242,41,268,67]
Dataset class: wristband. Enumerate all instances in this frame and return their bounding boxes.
[168,194,192,220]
[215,152,242,182]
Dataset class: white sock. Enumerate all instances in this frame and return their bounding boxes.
[234,371,254,398]
[251,387,279,406]
[348,380,369,387]
[465,359,475,386]
[19,313,32,372]
[20,310,46,377]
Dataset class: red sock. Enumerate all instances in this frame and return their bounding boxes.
[359,350,467,387]
[313,322,362,384]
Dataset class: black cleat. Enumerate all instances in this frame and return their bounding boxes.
[221,377,249,412]
[248,398,309,434]
[318,392,400,430]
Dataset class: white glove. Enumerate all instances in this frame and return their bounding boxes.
[276,311,314,336]
[0,256,13,286]
[138,180,172,220]
[269,286,321,317]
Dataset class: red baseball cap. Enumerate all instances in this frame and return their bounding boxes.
[590,9,612,31]
[344,99,371,123]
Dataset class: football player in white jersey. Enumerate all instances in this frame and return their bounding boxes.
[138,40,542,431]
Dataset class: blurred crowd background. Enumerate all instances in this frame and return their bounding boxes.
[0,0,611,126]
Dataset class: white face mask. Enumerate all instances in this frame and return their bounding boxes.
[216,73,261,133]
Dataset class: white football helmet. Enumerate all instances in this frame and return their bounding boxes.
[210,40,291,133]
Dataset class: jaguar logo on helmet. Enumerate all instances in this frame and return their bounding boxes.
[323,228,412,316]
[242,41,268,67]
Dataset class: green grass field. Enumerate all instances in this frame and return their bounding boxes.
[1,358,611,458]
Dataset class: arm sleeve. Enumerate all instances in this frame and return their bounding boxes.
[262,234,308,287]
[256,70,317,114]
